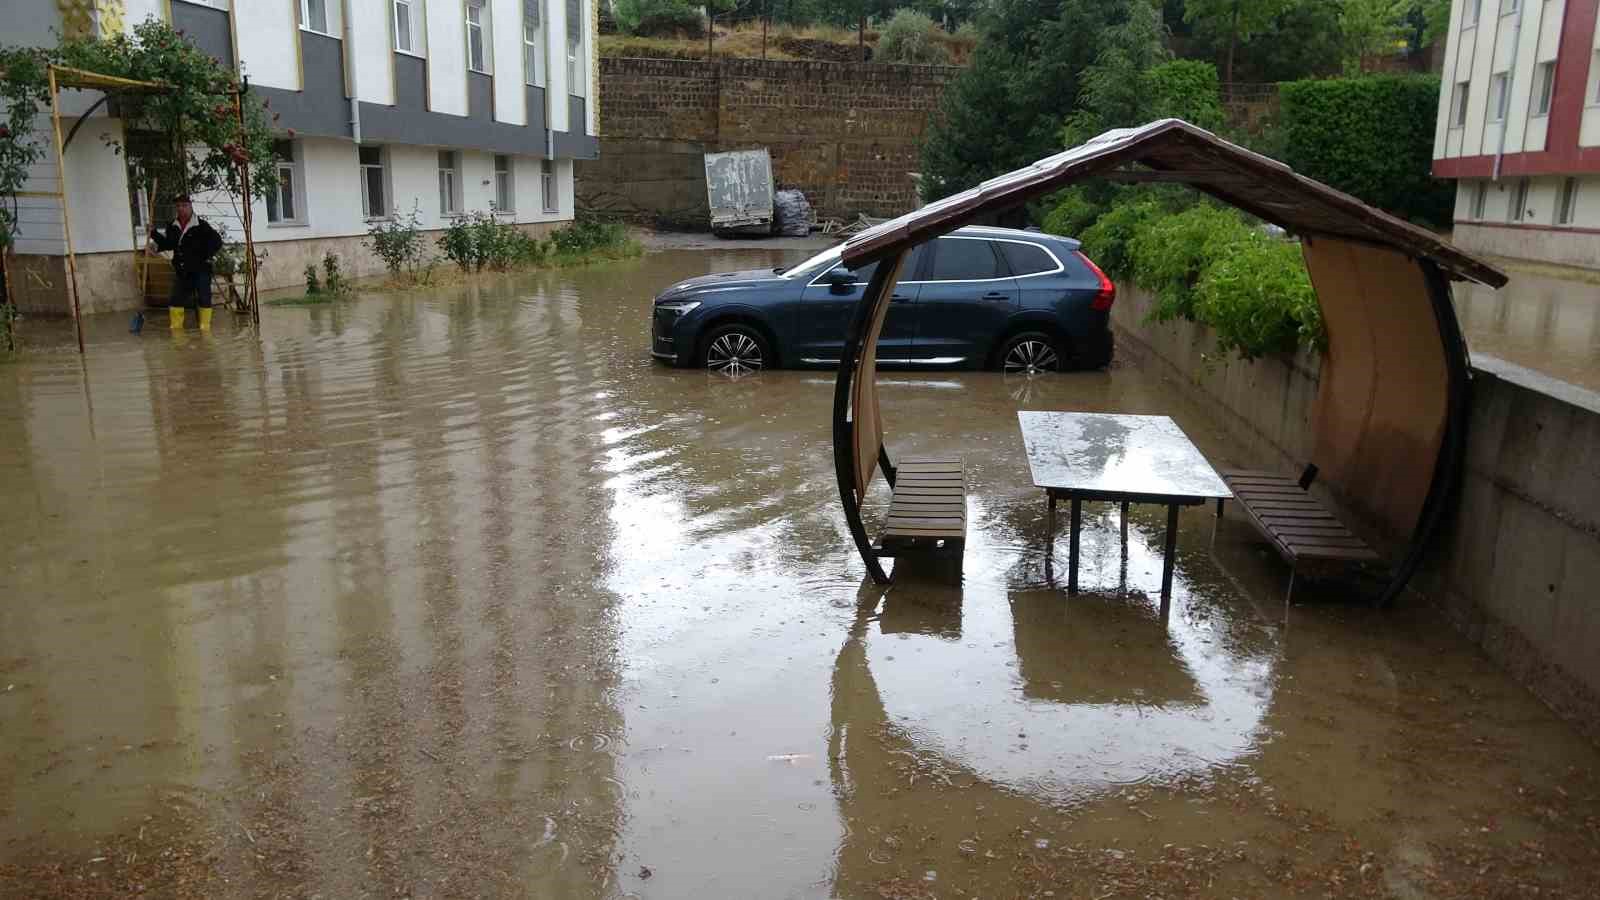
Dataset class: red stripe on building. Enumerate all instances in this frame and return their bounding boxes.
[1433,0,1600,178]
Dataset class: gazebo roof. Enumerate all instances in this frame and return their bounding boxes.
[840,119,1507,289]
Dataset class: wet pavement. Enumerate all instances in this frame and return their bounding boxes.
[3,248,1600,898]
[1455,266,1600,393]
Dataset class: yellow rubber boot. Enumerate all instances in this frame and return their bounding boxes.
[198,308,212,331]
[168,306,186,330]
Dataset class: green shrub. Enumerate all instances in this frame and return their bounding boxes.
[367,204,431,279]
[1143,59,1224,131]
[1193,234,1323,360]
[613,0,710,36]
[1279,74,1452,227]
[1040,187,1101,239]
[322,252,352,296]
[877,9,951,65]
[1079,198,1162,281]
[304,263,321,295]
[549,215,630,257]
[1129,204,1252,321]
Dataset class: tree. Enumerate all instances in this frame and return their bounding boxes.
[919,0,1150,201]
[1181,0,1295,83]
[1339,0,1411,73]
[1062,1,1170,145]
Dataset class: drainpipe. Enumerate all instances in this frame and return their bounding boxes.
[342,0,362,144]
[1492,0,1527,181]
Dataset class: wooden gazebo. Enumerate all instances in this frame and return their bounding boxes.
[833,119,1507,604]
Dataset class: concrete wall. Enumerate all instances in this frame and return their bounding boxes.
[1114,284,1600,743]
[576,56,957,224]
[1452,220,1600,269]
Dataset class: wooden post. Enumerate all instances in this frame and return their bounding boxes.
[47,67,86,355]
[233,81,260,324]
[761,0,767,59]
[707,10,714,58]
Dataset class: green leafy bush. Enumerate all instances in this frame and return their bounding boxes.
[877,9,951,65]
[1279,74,1452,227]
[303,263,321,295]
[1078,198,1162,282]
[366,204,432,280]
[1143,60,1224,131]
[613,0,719,36]
[1193,234,1323,360]
[1129,204,1253,321]
[322,252,352,296]
[1040,187,1101,239]
[438,211,539,272]
[549,215,631,257]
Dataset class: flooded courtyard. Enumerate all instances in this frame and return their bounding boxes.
[3,248,1600,899]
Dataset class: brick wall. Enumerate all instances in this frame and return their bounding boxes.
[577,56,957,226]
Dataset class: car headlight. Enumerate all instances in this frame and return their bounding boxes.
[657,300,701,314]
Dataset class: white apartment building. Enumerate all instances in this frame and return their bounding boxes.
[1433,0,1600,269]
[9,0,599,313]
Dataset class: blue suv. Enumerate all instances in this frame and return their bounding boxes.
[650,226,1115,375]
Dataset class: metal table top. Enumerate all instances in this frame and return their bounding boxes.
[1018,412,1233,502]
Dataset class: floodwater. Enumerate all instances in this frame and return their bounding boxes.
[1455,267,1600,393]
[4,249,1600,899]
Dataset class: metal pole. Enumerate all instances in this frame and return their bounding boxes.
[47,67,86,355]
[234,80,260,324]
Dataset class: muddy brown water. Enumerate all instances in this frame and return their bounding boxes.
[3,249,1600,898]
[1455,267,1600,393]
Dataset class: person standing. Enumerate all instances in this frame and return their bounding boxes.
[147,195,224,331]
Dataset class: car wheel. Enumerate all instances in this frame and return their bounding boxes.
[998,331,1063,374]
[700,324,771,376]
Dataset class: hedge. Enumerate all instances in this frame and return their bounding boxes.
[1279,75,1453,228]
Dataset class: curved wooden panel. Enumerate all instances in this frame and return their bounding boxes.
[1302,238,1448,542]
[850,252,909,499]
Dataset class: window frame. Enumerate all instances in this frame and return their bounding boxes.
[1557,177,1579,225]
[1464,0,1481,27]
[1534,61,1556,117]
[566,0,585,97]
[359,145,389,221]
[394,0,422,54]
[265,139,306,226]
[1508,177,1530,223]
[541,159,558,213]
[1471,181,1488,220]
[1488,72,1510,123]
[494,154,515,213]
[524,0,545,87]
[300,0,332,35]
[439,149,462,216]
[1452,81,1470,127]
[467,0,491,74]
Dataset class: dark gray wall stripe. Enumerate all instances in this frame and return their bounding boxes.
[395,53,427,112]
[468,72,492,120]
[257,32,349,139]
[526,86,546,135]
[173,3,232,67]
[552,96,598,160]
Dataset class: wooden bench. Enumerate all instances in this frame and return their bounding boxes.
[1217,467,1381,600]
[879,455,968,556]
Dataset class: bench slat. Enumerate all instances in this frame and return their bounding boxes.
[1222,469,1380,568]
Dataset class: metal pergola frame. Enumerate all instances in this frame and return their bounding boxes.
[36,64,260,353]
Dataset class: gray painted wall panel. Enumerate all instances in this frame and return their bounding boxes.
[395,54,427,112]
[173,3,232,67]
[468,73,492,121]
[552,97,598,160]
[259,33,349,140]
[527,86,546,135]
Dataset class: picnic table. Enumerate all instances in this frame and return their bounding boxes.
[1018,412,1232,608]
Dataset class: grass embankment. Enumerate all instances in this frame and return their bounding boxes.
[600,21,974,65]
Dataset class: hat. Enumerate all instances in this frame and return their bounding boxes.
[175,194,193,203]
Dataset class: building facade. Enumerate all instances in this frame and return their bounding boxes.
[9,0,599,314]
[1433,0,1600,269]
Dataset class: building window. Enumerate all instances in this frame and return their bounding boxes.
[467,0,490,73]
[394,0,419,53]
[301,0,330,34]
[1501,0,1519,12]
[1488,72,1509,122]
[1557,177,1579,225]
[1534,61,1555,116]
[566,0,584,97]
[1471,181,1488,220]
[1453,81,1470,127]
[1508,177,1530,222]
[439,150,461,215]
[494,155,514,212]
[541,159,557,212]
[266,140,303,224]
[360,145,387,219]
[1465,0,1481,26]
[524,0,544,86]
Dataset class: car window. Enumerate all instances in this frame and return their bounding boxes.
[998,241,1058,277]
[928,238,1002,281]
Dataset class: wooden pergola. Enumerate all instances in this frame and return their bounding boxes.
[832,119,1508,604]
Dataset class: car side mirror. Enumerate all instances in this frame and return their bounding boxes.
[825,269,856,294]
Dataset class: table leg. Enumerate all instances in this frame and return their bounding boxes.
[1160,503,1179,613]
[1120,501,1129,556]
[1047,492,1056,542]
[1068,497,1082,594]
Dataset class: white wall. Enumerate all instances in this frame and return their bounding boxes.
[1456,174,1598,228]
[427,0,469,116]
[491,0,526,125]
[348,0,395,106]
[236,0,302,90]
[125,0,168,25]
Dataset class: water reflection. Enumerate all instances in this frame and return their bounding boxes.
[1455,268,1600,391]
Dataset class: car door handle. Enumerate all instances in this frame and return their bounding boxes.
[891,294,913,302]
[982,292,1009,301]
